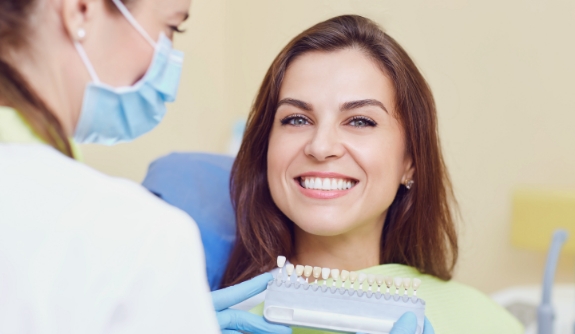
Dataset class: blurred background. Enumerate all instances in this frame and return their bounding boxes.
[80,0,575,297]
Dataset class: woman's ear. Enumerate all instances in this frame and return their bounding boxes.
[61,0,100,42]
[401,155,415,185]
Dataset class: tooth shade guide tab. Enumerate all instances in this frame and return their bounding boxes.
[348,271,358,289]
[413,278,422,296]
[375,275,384,292]
[312,267,322,284]
[295,265,304,282]
[304,265,313,283]
[321,268,330,285]
[285,264,295,280]
[330,269,340,287]
[357,273,367,290]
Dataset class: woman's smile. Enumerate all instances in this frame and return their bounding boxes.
[293,171,359,199]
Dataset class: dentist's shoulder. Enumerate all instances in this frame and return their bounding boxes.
[0,143,219,333]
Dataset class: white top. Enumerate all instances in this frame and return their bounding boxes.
[0,144,219,333]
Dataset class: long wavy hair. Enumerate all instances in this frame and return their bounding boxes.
[221,15,458,287]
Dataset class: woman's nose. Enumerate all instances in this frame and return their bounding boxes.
[303,125,345,161]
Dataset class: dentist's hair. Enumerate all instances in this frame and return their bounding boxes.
[222,15,458,287]
[0,0,132,157]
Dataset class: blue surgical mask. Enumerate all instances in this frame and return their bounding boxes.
[73,0,184,145]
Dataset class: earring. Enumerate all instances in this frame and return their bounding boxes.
[405,179,414,190]
[77,28,86,41]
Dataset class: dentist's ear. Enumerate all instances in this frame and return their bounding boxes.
[61,0,100,42]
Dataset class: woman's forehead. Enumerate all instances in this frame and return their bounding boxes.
[279,49,395,110]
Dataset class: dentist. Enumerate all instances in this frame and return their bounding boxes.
[0,0,290,333]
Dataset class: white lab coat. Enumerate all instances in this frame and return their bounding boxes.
[0,143,219,333]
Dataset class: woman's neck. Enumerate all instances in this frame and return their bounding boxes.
[291,218,384,272]
[7,9,86,137]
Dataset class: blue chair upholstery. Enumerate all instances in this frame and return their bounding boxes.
[142,152,236,290]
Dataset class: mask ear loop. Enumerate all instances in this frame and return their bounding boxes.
[74,42,101,84]
[110,0,156,48]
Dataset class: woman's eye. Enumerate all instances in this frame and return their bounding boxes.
[170,25,186,34]
[280,115,310,126]
[347,116,377,128]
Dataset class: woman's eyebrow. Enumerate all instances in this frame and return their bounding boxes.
[341,99,388,113]
[277,98,312,111]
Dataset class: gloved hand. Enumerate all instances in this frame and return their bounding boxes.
[389,312,434,334]
[356,312,434,334]
[211,273,292,334]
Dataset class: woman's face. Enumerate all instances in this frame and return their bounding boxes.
[267,48,414,237]
[82,0,191,87]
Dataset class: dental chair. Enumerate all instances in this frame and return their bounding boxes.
[142,152,236,290]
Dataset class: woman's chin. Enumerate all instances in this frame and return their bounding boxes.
[294,219,354,237]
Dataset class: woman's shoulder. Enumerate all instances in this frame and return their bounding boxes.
[364,264,524,334]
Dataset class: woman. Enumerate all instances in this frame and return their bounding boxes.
[0,0,285,332]
[222,15,522,333]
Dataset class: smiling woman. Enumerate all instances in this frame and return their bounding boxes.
[224,14,455,284]
[222,15,521,334]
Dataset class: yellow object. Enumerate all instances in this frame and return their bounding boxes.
[0,106,83,160]
[512,188,575,253]
[251,264,523,334]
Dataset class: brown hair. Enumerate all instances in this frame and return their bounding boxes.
[222,15,458,287]
[0,0,133,157]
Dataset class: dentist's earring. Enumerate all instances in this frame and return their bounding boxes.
[77,28,86,41]
[404,179,414,190]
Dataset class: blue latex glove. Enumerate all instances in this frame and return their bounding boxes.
[389,312,434,334]
[357,312,434,334]
[212,273,292,334]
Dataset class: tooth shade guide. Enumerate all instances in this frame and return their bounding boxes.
[263,274,427,334]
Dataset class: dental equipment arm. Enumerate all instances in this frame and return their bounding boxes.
[212,273,292,334]
[538,229,568,334]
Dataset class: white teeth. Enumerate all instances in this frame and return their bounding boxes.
[300,177,356,191]
[314,177,322,190]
